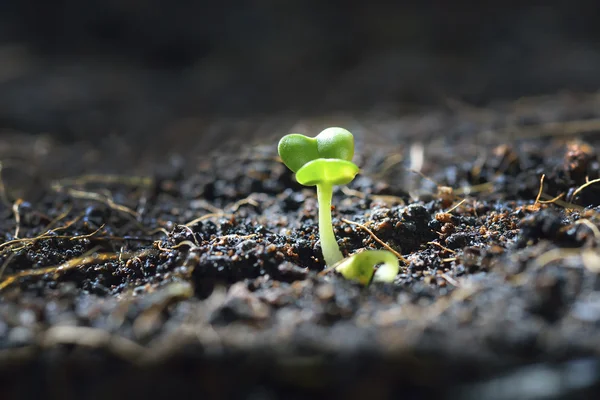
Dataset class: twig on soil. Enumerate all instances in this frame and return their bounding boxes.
[56,234,152,243]
[49,214,83,233]
[0,226,136,255]
[228,196,259,212]
[3,229,130,252]
[371,195,406,205]
[340,187,405,205]
[531,174,566,205]
[43,206,73,231]
[12,199,23,238]
[427,241,456,254]
[51,174,153,190]
[179,224,200,247]
[340,218,408,264]
[157,233,259,252]
[213,233,258,243]
[189,199,223,214]
[0,234,48,250]
[538,193,565,204]
[539,193,585,211]
[0,252,16,282]
[157,240,200,252]
[1,232,56,253]
[534,174,545,204]
[184,213,233,227]
[570,177,600,201]
[0,248,157,291]
[63,188,140,220]
[192,187,258,218]
[147,227,170,237]
[445,198,467,214]
[0,215,84,253]
[68,224,106,240]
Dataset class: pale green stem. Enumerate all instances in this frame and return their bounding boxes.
[316,183,343,266]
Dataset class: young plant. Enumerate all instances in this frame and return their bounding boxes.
[278,127,400,284]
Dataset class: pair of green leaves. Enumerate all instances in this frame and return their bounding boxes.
[278,127,359,186]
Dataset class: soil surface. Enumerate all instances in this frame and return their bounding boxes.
[3,93,600,399]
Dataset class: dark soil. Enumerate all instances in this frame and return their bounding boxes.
[3,93,600,399]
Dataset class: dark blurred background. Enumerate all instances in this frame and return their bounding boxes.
[1,1,600,147]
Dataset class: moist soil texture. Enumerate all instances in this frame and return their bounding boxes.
[3,93,600,399]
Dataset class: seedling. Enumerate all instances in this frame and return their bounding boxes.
[278,127,400,284]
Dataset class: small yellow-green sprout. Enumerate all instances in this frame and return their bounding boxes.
[334,250,399,285]
[278,127,400,284]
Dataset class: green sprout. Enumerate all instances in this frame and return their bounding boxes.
[335,249,400,285]
[278,127,400,284]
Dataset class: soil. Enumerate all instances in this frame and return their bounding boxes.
[3,92,600,399]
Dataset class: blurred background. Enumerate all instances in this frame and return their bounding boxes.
[1,0,600,152]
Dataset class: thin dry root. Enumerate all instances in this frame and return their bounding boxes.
[534,174,545,204]
[0,248,157,291]
[538,193,565,204]
[445,198,467,214]
[341,218,408,264]
[571,177,600,201]
[63,188,140,220]
[427,241,456,254]
[12,199,23,239]
[184,213,233,227]
[52,174,153,191]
